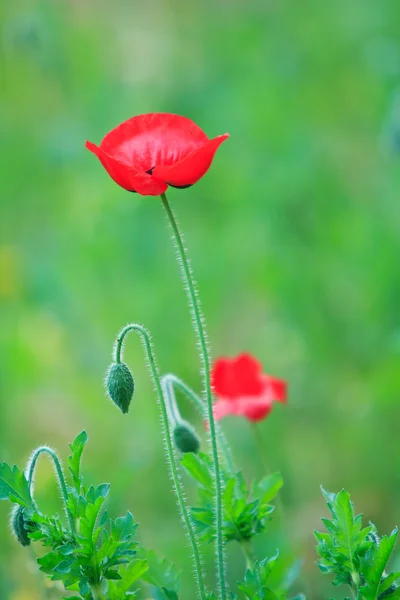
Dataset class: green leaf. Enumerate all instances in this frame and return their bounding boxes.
[361,528,398,600]
[0,463,33,507]
[107,559,148,597]
[140,549,181,596]
[238,554,280,599]
[378,572,400,595]
[315,487,400,598]
[253,472,283,504]
[183,453,278,545]
[163,589,179,600]
[181,452,213,488]
[68,431,88,493]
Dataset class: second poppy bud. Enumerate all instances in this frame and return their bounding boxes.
[173,422,200,454]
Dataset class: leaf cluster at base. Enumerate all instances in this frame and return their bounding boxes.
[0,431,181,600]
[181,452,283,544]
[315,488,400,600]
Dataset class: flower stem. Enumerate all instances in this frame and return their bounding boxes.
[161,373,235,472]
[160,193,227,600]
[251,423,286,518]
[26,446,76,537]
[241,538,256,571]
[90,584,106,600]
[113,324,207,600]
[251,422,271,475]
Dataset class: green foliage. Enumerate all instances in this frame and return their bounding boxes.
[238,554,281,599]
[237,554,305,600]
[182,452,282,544]
[0,432,180,599]
[315,488,400,599]
[140,549,182,599]
[0,462,34,507]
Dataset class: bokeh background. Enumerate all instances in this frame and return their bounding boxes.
[1,0,400,598]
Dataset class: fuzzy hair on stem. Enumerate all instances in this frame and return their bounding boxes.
[111,323,207,600]
[161,373,235,472]
[25,445,76,537]
[160,193,228,600]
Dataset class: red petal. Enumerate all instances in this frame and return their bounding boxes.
[213,399,235,421]
[86,141,167,196]
[241,398,273,422]
[211,357,239,398]
[152,134,229,187]
[212,353,265,400]
[100,113,210,173]
[263,376,287,403]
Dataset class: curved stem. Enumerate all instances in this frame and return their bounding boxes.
[161,375,184,426]
[113,324,207,600]
[114,327,129,364]
[162,374,235,473]
[25,446,76,537]
[160,193,227,600]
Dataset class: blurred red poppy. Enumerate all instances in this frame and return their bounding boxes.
[211,353,287,422]
[86,113,229,196]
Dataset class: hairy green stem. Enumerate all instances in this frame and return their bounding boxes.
[161,375,184,426]
[162,373,235,472]
[113,324,207,600]
[160,193,227,600]
[90,583,106,600]
[26,446,76,536]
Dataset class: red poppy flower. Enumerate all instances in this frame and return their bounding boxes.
[86,113,229,196]
[211,353,287,423]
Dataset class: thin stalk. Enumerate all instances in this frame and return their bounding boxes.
[160,193,227,600]
[251,423,271,475]
[251,424,312,598]
[113,324,207,600]
[90,584,106,600]
[251,423,285,518]
[25,446,76,537]
[241,539,256,571]
[162,373,235,473]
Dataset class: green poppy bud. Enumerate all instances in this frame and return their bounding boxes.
[11,505,31,547]
[173,422,200,453]
[106,362,134,414]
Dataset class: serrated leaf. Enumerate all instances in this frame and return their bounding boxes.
[68,431,88,493]
[378,572,400,595]
[361,529,398,600]
[0,463,33,507]
[181,452,213,488]
[238,555,280,599]
[253,472,283,504]
[107,559,148,597]
[141,549,181,594]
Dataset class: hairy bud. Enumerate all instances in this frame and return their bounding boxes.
[173,422,200,453]
[11,505,31,547]
[106,362,134,414]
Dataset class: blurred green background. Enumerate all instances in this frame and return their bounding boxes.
[1,0,400,598]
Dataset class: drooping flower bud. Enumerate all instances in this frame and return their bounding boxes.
[106,362,134,414]
[10,505,31,547]
[173,422,200,454]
